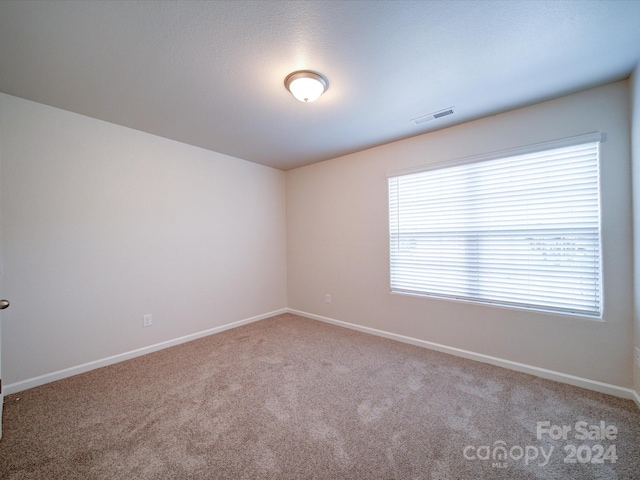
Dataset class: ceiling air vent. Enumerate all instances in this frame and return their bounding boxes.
[411,107,455,125]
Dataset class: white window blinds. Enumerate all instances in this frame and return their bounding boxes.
[388,135,602,317]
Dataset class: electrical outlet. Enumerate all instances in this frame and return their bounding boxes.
[325,294,331,304]
[636,347,640,369]
[143,314,152,327]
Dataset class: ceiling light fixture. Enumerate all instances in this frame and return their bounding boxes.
[284,70,328,103]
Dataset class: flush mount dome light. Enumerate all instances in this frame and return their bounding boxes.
[284,70,328,103]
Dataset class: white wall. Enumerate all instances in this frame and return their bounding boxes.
[1,80,636,395]
[631,65,640,395]
[287,81,633,388]
[0,93,287,386]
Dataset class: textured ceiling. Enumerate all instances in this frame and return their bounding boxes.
[1,0,639,170]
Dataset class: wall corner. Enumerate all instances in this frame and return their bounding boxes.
[630,63,640,396]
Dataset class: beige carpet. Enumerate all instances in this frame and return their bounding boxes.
[1,313,639,479]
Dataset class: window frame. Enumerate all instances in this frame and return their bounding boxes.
[387,132,603,319]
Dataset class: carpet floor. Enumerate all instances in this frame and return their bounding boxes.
[1,313,639,479]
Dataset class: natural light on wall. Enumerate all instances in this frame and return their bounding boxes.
[388,133,602,318]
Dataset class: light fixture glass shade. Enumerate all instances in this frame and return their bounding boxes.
[285,71,328,103]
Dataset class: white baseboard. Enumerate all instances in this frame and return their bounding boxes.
[6,306,640,411]
[288,309,640,407]
[4,308,288,395]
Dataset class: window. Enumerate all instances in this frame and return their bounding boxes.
[388,133,602,318]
